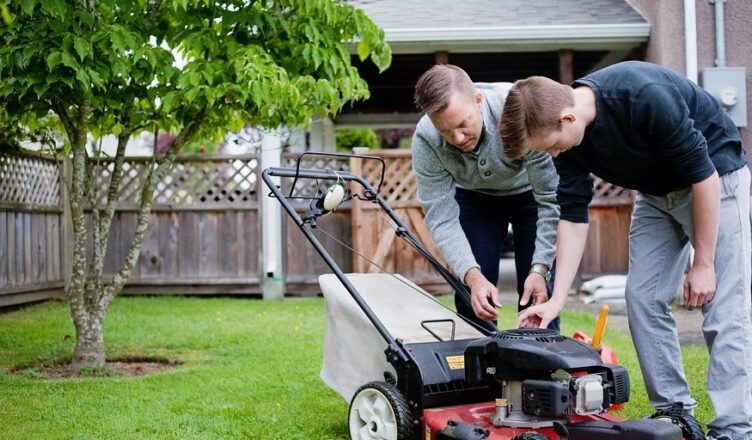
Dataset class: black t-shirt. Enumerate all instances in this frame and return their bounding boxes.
[555,61,746,223]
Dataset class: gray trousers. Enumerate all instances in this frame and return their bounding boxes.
[626,166,752,440]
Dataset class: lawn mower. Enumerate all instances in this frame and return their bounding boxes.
[262,152,688,440]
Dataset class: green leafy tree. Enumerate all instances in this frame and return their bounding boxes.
[335,127,377,152]
[0,112,23,150]
[0,0,390,371]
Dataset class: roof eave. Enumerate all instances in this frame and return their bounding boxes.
[373,23,651,54]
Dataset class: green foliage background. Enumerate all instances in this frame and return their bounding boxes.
[0,0,392,145]
[335,128,377,152]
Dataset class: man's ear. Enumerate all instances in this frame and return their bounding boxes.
[474,91,483,107]
[561,112,576,124]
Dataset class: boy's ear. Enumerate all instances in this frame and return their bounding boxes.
[561,112,576,123]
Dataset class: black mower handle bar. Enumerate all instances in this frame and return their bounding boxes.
[287,151,386,199]
[262,166,486,347]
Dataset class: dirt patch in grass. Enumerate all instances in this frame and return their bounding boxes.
[11,356,181,379]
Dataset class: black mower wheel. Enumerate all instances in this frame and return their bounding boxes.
[348,381,414,440]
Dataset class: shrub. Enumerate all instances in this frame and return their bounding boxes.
[336,128,377,152]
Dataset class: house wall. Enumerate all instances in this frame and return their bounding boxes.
[630,0,752,153]
[628,0,686,72]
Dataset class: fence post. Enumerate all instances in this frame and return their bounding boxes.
[350,149,365,273]
[260,131,285,299]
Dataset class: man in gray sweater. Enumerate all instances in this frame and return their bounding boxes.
[412,64,560,330]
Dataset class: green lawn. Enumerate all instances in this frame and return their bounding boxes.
[0,296,712,439]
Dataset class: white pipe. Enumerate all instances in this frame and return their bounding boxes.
[712,0,727,67]
[684,0,698,83]
[684,0,698,269]
[260,130,284,300]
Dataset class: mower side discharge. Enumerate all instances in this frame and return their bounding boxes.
[403,340,497,409]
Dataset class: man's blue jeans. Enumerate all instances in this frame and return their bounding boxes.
[453,187,559,331]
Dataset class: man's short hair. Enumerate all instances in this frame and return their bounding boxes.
[500,76,574,159]
[414,64,475,114]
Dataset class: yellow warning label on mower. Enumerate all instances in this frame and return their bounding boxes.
[445,355,464,370]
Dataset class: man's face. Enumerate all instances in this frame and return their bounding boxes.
[529,120,585,158]
[428,91,484,152]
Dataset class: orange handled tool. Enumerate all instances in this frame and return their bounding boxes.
[591,305,609,351]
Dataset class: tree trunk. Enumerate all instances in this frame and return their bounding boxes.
[71,307,106,371]
[61,104,207,373]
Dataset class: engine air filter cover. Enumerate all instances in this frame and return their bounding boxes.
[465,329,604,383]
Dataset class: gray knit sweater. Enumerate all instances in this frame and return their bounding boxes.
[412,82,560,282]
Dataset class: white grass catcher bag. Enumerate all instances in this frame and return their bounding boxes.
[318,273,483,402]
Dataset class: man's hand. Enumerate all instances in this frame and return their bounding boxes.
[520,270,548,308]
[685,173,719,311]
[683,263,716,310]
[516,297,564,329]
[465,268,501,321]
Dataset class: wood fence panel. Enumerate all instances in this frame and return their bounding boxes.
[197,212,218,278]
[7,211,16,287]
[25,213,33,284]
[0,211,6,286]
[241,210,261,278]
[283,209,352,295]
[118,212,139,277]
[46,214,60,282]
[159,212,179,277]
[278,153,352,295]
[177,211,199,277]
[32,214,45,282]
[217,211,238,276]
[580,195,633,278]
[16,213,26,285]
[2,150,635,307]
[84,155,262,295]
[350,151,450,294]
[140,213,162,278]
[0,151,66,306]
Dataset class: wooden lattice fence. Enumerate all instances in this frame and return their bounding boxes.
[0,150,67,307]
[277,150,451,294]
[350,150,450,293]
[346,152,634,287]
[279,153,353,294]
[90,155,263,294]
[1,148,635,306]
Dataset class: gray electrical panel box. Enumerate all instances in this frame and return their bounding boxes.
[700,67,747,127]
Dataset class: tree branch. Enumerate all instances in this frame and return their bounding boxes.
[103,106,210,308]
[92,104,134,286]
[147,0,162,22]
[51,99,77,147]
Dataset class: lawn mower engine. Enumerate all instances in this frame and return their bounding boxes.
[465,328,628,425]
[427,329,683,440]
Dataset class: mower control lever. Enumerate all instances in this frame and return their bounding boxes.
[420,319,457,341]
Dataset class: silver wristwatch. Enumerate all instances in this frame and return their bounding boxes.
[529,265,551,283]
